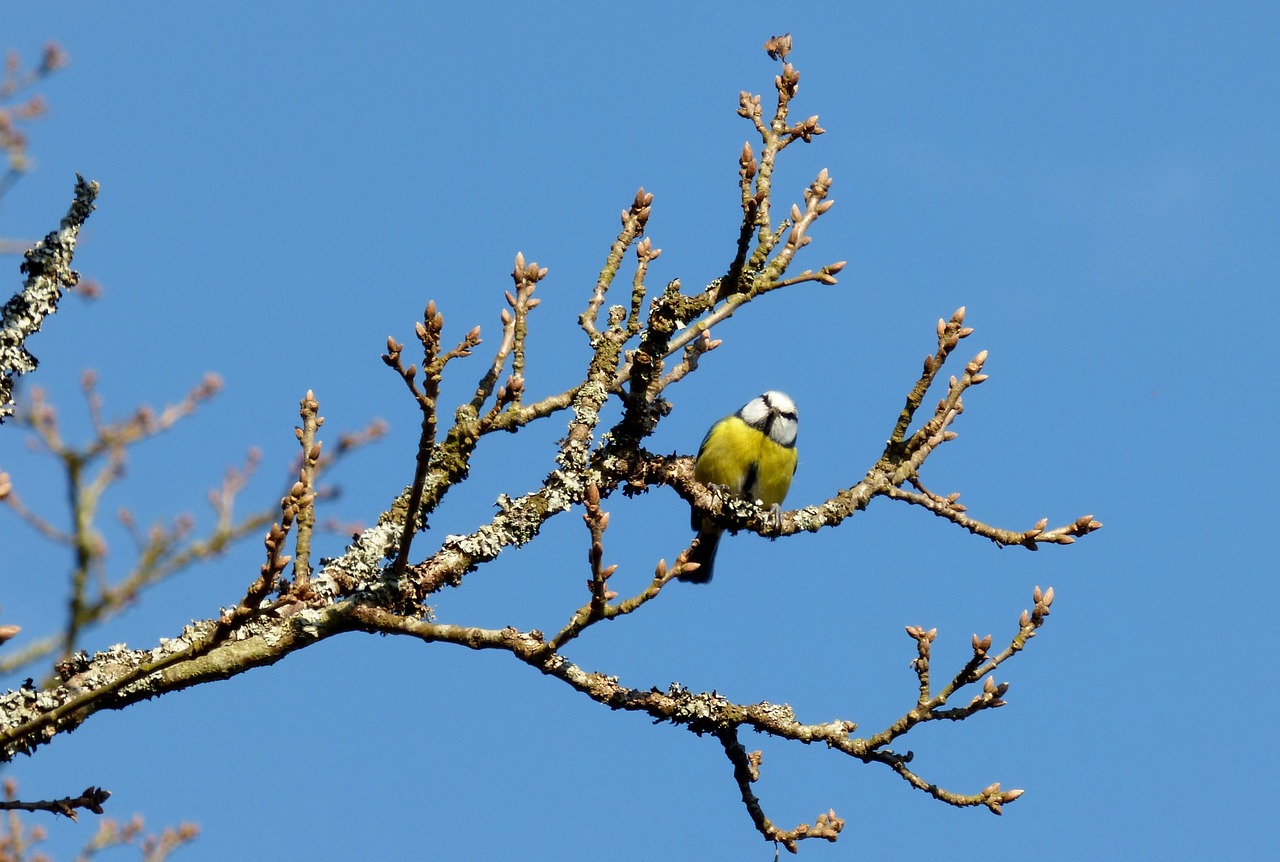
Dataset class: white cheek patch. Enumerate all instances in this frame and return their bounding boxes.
[771,415,798,448]
[738,392,799,447]
[738,397,770,427]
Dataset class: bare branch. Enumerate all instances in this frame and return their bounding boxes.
[719,729,844,853]
[1,174,98,422]
[0,38,1099,850]
[0,785,110,821]
[291,391,322,587]
[581,189,652,337]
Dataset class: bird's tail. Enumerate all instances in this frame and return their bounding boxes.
[679,525,721,584]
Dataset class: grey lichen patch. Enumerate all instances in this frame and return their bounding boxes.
[0,639,163,758]
[451,523,507,557]
[443,479,576,563]
[540,470,583,515]
[791,503,835,533]
[291,607,332,639]
[1,176,99,422]
[314,522,401,597]
[668,685,733,726]
[750,701,798,727]
[556,379,609,471]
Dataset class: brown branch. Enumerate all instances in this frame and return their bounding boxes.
[290,390,322,587]
[0,39,1099,850]
[0,567,1048,851]
[317,380,580,604]
[0,430,378,677]
[470,252,545,418]
[402,262,697,604]
[720,52,827,299]
[886,484,1103,549]
[657,328,719,390]
[547,539,689,653]
[581,483,616,616]
[384,145,841,602]
[581,189,652,337]
[395,215,677,603]
[0,597,354,761]
[634,308,1102,560]
[757,169,834,286]
[505,253,544,400]
[859,586,1054,758]
[625,238,660,335]
[888,307,976,445]
[384,301,483,581]
[0,785,110,821]
[344,592,1046,821]
[718,728,844,854]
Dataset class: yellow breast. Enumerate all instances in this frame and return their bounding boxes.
[694,415,797,507]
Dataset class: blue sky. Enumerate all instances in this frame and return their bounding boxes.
[2,2,1277,859]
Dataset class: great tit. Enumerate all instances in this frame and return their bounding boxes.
[681,390,798,583]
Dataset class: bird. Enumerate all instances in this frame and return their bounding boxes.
[680,390,798,583]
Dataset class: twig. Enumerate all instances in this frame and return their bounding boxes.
[291,390,322,587]
[0,785,109,821]
[581,189,652,337]
[718,727,844,853]
[383,302,483,581]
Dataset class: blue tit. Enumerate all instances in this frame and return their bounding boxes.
[681,390,798,584]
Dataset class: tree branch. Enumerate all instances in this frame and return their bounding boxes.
[0,785,110,821]
[0,39,1100,848]
[1,174,98,422]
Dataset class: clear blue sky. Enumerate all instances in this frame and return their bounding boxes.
[3,3,1276,859]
